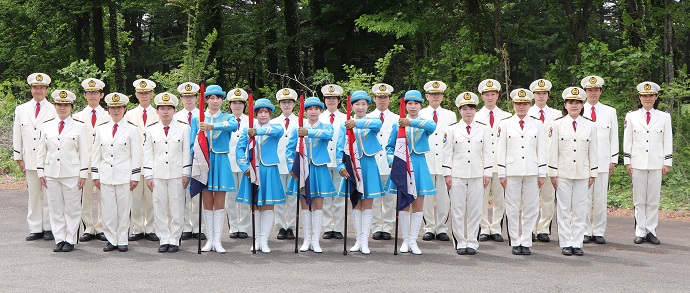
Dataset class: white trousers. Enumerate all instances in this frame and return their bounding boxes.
[131,174,155,234]
[372,175,396,234]
[182,188,202,233]
[81,172,103,234]
[585,172,609,236]
[152,178,185,246]
[556,178,588,248]
[226,172,250,233]
[25,170,51,233]
[101,183,132,245]
[449,177,483,250]
[423,174,450,234]
[536,175,556,234]
[45,177,81,244]
[275,174,297,230]
[480,173,505,235]
[504,175,539,247]
[632,169,661,237]
[322,167,344,233]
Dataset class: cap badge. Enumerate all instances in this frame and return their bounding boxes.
[328,86,335,93]
[379,85,387,91]
[88,80,96,87]
[185,84,193,91]
[571,88,579,95]
[432,82,440,88]
[589,77,597,84]
[162,94,170,101]
[282,89,290,95]
[644,84,651,91]
[463,93,471,100]
[234,89,241,96]
[112,95,120,102]
[486,81,494,87]
[518,90,526,98]
[36,75,43,82]
[538,80,545,87]
[59,91,67,98]
[139,81,147,88]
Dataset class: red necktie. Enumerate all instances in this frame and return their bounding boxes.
[91,109,97,127]
[573,120,577,132]
[489,111,494,128]
[466,125,471,135]
[539,110,545,123]
[285,117,290,129]
[380,112,385,123]
[112,123,118,137]
[142,109,148,124]
[433,110,438,123]
[187,112,192,124]
[591,107,597,122]
[58,121,64,134]
[330,113,335,124]
[164,125,169,136]
[35,102,40,118]
[646,111,651,125]
[237,117,241,124]
[519,119,524,130]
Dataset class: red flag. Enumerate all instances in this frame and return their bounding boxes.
[391,97,417,210]
[190,82,210,197]
[291,93,311,206]
[247,92,260,187]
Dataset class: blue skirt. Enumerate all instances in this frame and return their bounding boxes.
[207,152,235,192]
[384,153,436,196]
[338,155,384,199]
[286,164,338,198]
[236,165,286,206]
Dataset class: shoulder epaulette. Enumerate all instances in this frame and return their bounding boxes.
[449,121,459,126]
[73,118,84,123]
[127,121,137,126]
[501,116,511,121]
[43,118,55,123]
[554,116,564,121]
[476,121,486,126]
[148,121,159,126]
[177,120,189,125]
[582,116,593,122]
[530,115,539,120]
[98,121,109,126]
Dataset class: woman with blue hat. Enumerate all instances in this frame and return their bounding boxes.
[335,90,384,254]
[384,90,437,255]
[286,96,337,253]
[190,85,239,253]
[236,98,285,253]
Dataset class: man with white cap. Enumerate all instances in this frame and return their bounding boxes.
[367,83,399,240]
[174,82,205,241]
[581,75,619,245]
[13,73,57,241]
[144,92,191,253]
[74,78,110,242]
[496,88,547,255]
[124,78,160,242]
[624,81,671,245]
[272,88,299,240]
[419,80,456,242]
[475,79,512,242]
[319,84,346,240]
[37,89,89,252]
[225,88,251,239]
[527,79,562,243]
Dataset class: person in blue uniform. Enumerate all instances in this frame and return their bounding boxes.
[336,90,384,255]
[190,85,239,253]
[286,97,337,253]
[384,90,437,255]
[236,98,285,253]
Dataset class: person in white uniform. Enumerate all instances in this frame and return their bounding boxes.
[581,76,619,245]
[319,84,346,240]
[624,81,672,245]
[37,90,89,252]
[496,88,547,256]
[272,88,299,240]
[419,80,457,242]
[527,79,562,243]
[144,92,191,253]
[225,88,251,239]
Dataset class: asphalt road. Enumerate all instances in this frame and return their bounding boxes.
[1,188,688,292]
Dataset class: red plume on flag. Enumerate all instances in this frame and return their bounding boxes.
[343,94,363,207]
[247,91,260,189]
[290,93,311,207]
[190,82,210,197]
[390,97,417,210]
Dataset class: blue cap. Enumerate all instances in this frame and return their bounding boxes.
[253,98,275,112]
[404,90,424,103]
[204,85,226,98]
[304,97,324,110]
[350,90,371,104]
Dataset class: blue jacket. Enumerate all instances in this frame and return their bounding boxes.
[336,118,383,171]
[190,112,239,154]
[286,121,334,170]
[386,118,437,165]
[236,123,284,172]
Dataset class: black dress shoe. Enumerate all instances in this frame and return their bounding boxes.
[372,231,383,240]
[536,233,550,242]
[422,232,435,241]
[521,246,531,255]
[128,233,144,241]
[646,234,661,245]
[582,235,592,243]
[238,232,248,239]
[167,245,179,253]
[104,243,117,252]
[229,232,239,239]
[466,248,477,255]
[456,248,467,255]
[323,231,334,239]
[593,236,606,244]
[43,231,54,240]
[562,247,573,255]
[277,228,287,240]
[285,228,295,239]
[158,244,170,253]
[381,232,392,240]
[61,243,74,252]
[478,234,490,242]
[53,241,66,252]
[145,233,159,241]
[634,236,646,244]
[26,232,43,241]
[181,232,192,240]
[80,233,96,242]
[511,246,521,255]
[572,247,584,256]
[333,232,344,239]
[196,233,207,240]
[490,234,504,242]
[118,245,128,252]
[436,233,450,241]
[97,232,108,241]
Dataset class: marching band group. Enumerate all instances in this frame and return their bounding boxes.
[13,72,673,256]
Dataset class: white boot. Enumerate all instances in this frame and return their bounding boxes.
[250,211,262,252]
[299,210,312,252]
[408,212,423,255]
[201,210,214,252]
[399,211,409,253]
[311,210,323,253]
[213,209,226,253]
[260,210,274,253]
[349,210,362,252]
[361,209,373,255]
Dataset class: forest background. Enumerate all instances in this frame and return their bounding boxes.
[1,0,689,211]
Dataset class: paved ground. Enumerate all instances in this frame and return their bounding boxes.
[1,188,689,292]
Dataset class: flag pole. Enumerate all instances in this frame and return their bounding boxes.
[343,93,353,255]
[295,92,305,253]
[247,89,257,254]
[197,80,206,254]
[394,96,405,255]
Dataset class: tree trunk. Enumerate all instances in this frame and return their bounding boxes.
[624,0,643,47]
[108,0,124,92]
[310,0,325,71]
[92,1,106,71]
[561,0,594,66]
[284,0,300,89]
[663,0,674,111]
[75,12,90,61]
